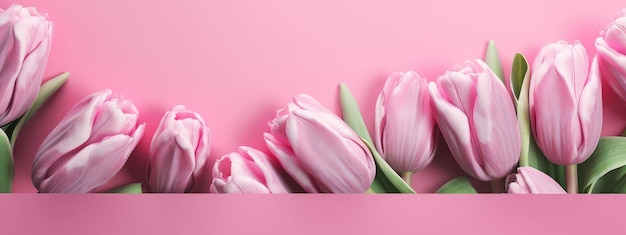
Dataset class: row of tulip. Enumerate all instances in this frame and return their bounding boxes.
[2,4,626,193]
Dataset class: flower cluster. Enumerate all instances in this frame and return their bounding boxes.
[2,4,626,194]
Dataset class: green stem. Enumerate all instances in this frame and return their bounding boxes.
[490,178,505,193]
[565,164,578,194]
[401,172,413,186]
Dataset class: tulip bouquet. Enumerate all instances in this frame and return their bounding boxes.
[3,4,626,194]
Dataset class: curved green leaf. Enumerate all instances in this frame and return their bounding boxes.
[485,40,504,83]
[339,83,374,144]
[579,137,626,193]
[105,183,143,194]
[436,176,477,194]
[0,129,13,193]
[9,72,69,146]
[510,53,528,100]
[339,83,414,193]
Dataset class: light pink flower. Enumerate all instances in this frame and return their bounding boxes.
[428,59,521,181]
[32,90,145,193]
[596,9,626,103]
[147,105,211,193]
[375,71,438,173]
[0,5,53,126]
[530,41,602,165]
[211,146,292,193]
[264,94,375,193]
[506,167,566,194]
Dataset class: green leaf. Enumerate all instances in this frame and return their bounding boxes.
[339,83,374,144]
[105,183,143,193]
[0,129,14,193]
[510,53,528,100]
[9,72,69,147]
[515,53,534,167]
[484,40,504,83]
[436,176,477,194]
[579,137,626,193]
[339,83,414,193]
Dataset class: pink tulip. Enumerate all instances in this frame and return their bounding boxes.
[32,90,145,193]
[147,105,211,193]
[529,41,602,165]
[375,71,438,173]
[264,94,375,193]
[506,167,566,194]
[428,59,521,181]
[596,9,626,102]
[0,5,53,126]
[211,146,292,193]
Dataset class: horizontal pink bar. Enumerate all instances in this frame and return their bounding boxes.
[2,195,623,234]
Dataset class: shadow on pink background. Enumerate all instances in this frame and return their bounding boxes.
[2,0,626,233]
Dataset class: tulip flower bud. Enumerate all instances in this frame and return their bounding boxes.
[32,90,145,193]
[529,41,602,165]
[0,5,53,126]
[596,9,626,102]
[147,105,211,193]
[211,146,292,193]
[506,167,566,194]
[264,94,375,193]
[428,59,521,181]
[375,71,438,173]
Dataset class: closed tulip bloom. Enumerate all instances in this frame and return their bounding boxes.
[147,105,211,193]
[428,60,521,181]
[32,90,145,193]
[530,41,602,165]
[264,94,375,193]
[0,5,53,126]
[596,9,626,102]
[211,146,291,193]
[375,71,438,173]
[506,167,566,194]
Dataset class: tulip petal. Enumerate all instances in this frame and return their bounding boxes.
[531,61,580,165]
[377,72,437,172]
[429,82,490,181]
[38,124,144,193]
[286,109,375,193]
[242,147,289,193]
[32,90,111,187]
[264,133,319,193]
[596,37,626,102]
[576,57,603,164]
[473,66,520,179]
[148,130,195,193]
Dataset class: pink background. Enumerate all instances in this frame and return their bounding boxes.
[2,0,626,233]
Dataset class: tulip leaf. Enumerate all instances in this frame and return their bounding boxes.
[339,83,374,144]
[0,129,13,193]
[436,176,477,194]
[484,40,504,83]
[512,53,566,188]
[105,183,143,194]
[579,137,626,193]
[8,72,69,147]
[339,83,414,193]
[510,53,527,100]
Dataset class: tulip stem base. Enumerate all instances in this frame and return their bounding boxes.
[565,164,578,194]
[401,172,413,186]
[490,179,505,193]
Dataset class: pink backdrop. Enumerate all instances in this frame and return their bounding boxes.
[2,0,626,233]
